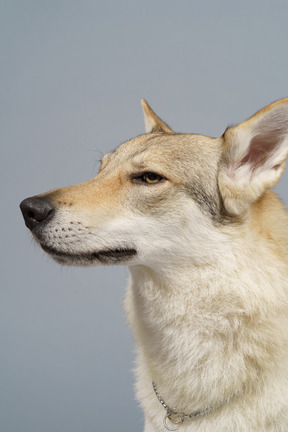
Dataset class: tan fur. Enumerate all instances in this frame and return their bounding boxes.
[20,98,288,431]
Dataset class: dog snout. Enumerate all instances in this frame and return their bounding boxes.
[20,196,55,231]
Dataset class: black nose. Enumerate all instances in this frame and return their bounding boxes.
[20,197,55,231]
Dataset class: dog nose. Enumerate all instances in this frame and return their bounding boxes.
[20,197,55,231]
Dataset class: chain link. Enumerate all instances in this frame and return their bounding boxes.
[152,381,240,431]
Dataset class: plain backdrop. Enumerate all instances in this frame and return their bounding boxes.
[1,1,288,431]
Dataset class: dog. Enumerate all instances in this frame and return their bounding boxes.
[20,98,288,431]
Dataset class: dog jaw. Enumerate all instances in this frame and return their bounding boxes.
[40,243,137,266]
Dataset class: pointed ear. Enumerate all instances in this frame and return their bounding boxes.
[141,99,174,134]
[218,98,288,215]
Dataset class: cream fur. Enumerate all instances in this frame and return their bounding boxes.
[125,199,288,431]
[20,98,288,431]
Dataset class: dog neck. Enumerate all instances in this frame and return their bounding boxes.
[126,262,251,412]
[126,235,288,419]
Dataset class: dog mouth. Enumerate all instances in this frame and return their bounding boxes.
[40,244,137,265]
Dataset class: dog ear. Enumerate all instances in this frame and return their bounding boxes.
[218,98,288,215]
[141,99,174,134]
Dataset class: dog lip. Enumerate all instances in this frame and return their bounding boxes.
[93,249,137,259]
[40,244,137,262]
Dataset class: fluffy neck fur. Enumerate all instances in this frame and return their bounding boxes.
[125,192,288,430]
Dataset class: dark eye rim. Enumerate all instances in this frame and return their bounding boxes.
[130,171,167,185]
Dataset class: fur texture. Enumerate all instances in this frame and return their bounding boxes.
[20,98,288,431]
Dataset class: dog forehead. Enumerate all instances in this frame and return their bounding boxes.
[109,133,219,168]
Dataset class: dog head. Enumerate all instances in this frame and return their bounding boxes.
[20,98,288,269]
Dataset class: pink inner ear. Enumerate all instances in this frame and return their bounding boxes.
[239,131,282,171]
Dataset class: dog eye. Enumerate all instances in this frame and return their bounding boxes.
[132,172,165,184]
[143,172,162,183]
[141,172,163,184]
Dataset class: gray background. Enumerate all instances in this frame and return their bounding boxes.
[1,1,288,431]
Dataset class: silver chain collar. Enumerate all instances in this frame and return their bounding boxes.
[152,381,240,431]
